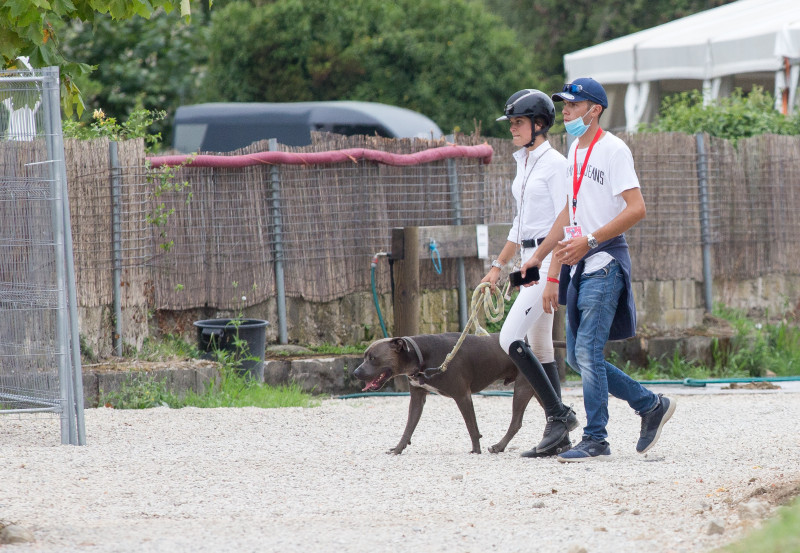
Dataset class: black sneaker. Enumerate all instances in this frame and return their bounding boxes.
[520,436,572,458]
[557,437,612,463]
[534,405,579,453]
[636,394,676,454]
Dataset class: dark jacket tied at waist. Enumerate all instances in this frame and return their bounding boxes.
[558,235,637,341]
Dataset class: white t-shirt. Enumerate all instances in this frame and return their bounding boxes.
[566,131,640,273]
[507,141,568,252]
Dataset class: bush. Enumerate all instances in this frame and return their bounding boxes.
[641,86,800,142]
[62,106,166,151]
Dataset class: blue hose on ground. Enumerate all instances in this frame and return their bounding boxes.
[338,376,800,399]
[371,253,389,338]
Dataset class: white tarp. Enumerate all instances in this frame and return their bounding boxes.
[564,0,800,130]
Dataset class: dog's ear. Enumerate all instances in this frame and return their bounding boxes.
[389,338,407,353]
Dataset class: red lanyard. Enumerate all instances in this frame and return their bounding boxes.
[572,127,603,224]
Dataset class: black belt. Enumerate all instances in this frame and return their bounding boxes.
[521,237,545,248]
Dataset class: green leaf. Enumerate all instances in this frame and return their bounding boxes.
[0,29,27,60]
[131,0,155,18]
[106,0,128,19]
[52,0,78,16]
[4,0,38,18]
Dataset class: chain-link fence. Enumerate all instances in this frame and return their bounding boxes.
[0,67,84,445]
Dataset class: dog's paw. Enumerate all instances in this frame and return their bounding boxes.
[387,441,408,455]
[488,444,504,454]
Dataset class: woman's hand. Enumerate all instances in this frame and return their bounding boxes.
[518,256,542,288]
[481,267,501,291]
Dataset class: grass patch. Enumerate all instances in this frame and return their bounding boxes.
[100,364,318,410]
[714,496,800,553]
[100,336,317,410]
[306,344,365,355]
[714,304,800,377]
[134,334,200,361]
[181,380,317,408]
[609,349,727,383]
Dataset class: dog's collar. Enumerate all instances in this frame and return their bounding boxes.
[401,336,425,373]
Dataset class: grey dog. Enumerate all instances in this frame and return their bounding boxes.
[353,333,540,454]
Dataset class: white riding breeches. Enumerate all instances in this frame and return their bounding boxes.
[498,250,555,363]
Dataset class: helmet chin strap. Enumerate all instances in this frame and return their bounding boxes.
[523,125,548,148]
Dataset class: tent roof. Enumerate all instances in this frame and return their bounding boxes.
[565,0,800,84]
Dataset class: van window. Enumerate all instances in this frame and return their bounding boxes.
[314,123,391,138]
[172,101,443,153]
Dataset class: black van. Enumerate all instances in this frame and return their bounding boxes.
[172,101,444,153]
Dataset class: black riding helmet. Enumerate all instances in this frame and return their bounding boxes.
[496,89,556,147]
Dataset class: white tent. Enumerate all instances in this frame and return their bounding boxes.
[564,0,800,131]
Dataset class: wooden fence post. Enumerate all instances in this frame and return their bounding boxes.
[392,226,420,392]
[394,226,420,338]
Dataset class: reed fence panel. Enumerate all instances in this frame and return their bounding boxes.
[60,131,800,314]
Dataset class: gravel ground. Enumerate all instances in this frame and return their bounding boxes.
[1,384,799,553]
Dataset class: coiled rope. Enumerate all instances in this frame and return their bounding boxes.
[421,281,508,378]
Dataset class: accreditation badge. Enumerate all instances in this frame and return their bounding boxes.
[563,225,583,241]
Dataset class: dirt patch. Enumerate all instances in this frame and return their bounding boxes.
[723,381,782,390]
[745,477,800,507]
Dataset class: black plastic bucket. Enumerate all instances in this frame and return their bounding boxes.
[193,318,269,381]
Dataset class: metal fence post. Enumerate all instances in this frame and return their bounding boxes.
[49,68,85,444]
[447,157,468,330]
[42,67,84,444]
[269,139,288,344]
[695,132,714,312]
[109,141,123,356]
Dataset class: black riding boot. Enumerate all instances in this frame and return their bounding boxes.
[519,360,573,457]
[509,341,578,454]
[542,361,562,399]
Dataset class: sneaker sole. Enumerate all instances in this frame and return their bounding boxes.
[557,452,613,463]
[638,398,677,454]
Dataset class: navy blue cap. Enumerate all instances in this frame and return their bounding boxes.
[551,77,608,108]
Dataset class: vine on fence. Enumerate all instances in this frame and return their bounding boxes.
[146,156,194,253]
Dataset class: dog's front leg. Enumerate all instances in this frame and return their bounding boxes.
[453,393,482,454]
[389,385,427,454]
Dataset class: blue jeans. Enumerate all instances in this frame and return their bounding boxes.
[565,259,657,442]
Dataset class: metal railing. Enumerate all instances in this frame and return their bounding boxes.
[0,67,85,445]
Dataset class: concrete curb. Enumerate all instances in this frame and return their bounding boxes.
[82,356,366,407]
[83,366,222,407]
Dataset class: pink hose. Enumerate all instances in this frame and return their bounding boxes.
[147,144,493,168]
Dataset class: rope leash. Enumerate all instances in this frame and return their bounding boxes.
[420,281,508,378]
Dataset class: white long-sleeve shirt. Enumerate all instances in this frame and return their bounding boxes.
[506,141,568,248]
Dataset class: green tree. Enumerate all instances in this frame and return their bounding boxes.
[0,0,202,115]
[202,0,541,137]
[641,87,800,141]
[53,10,208,144]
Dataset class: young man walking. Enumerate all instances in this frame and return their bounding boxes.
[519,77,676,461]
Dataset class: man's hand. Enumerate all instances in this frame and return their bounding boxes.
[555,236,590,266]
[542,282,559,314]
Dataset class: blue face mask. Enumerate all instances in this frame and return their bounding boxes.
[564,107,593,137]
